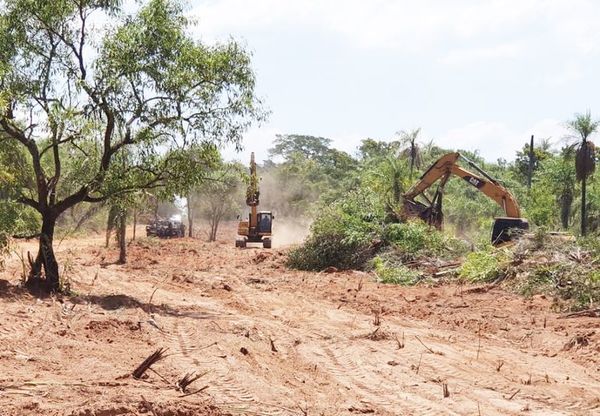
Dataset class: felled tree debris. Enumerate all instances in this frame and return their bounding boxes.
[559,308,600,319]
[132,348,168,379]
[177,371,207,393]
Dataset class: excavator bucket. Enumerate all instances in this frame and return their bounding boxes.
[491,217,529,245]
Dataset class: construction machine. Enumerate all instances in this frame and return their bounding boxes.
[401,152,528,244]
[236,152,274,248]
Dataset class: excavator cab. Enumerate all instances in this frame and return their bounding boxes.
[257,211,273,234]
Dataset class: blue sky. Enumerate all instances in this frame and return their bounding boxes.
[189,0,600,163]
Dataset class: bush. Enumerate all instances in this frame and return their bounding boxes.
[459,248,509,283]
[287,233,373,271]
[382,221,469,259]
[286,189,384,271]
[372,256,419,285]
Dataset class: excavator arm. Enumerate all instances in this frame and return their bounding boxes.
[403,152,521,218]
[402,152,528,244]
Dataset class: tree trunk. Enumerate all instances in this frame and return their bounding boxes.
[106,205,119,248]
[132,209,137,241]
[212,219,218,242]
[187,194,193,238]
[527,135,534,190]
[28,214,60,292]
[581,177,587,236]
[118,210,127,264]
[559,191,573,230]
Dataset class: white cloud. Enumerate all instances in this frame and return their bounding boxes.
[190,0,600,54]
[189,1,600,163]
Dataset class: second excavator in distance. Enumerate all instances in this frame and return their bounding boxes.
[401,152,528,244]
[236,152,274,248]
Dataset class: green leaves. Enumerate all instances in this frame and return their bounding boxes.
[0,0,265,215]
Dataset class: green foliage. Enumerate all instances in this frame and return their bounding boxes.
[358,138,401,161]
[459,248,509,283]
[372,256,419,285]
[269,135,332,161]
[262,135,359,218]
[191,161,244,241]
[513,139,553,185]
[382,221,467,258]
[361,155,410,218]
[286,189,383,270]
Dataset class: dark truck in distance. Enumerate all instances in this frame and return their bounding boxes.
[146,220,186,238]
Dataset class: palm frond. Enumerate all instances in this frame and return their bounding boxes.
[575,140,596,181]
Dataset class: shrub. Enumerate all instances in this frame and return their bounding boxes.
[517,264,559,297]
[287,233,374,271]
[554,267,600,310]
[459,248,509,283]
[372,256,419,285]
[382,221,468,259]
[286,189,383,271]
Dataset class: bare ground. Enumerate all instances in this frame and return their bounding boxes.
[0,225,599,415]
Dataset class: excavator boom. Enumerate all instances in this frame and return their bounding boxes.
[402,152,528,244]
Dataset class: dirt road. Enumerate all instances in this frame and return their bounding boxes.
[1,230,599,415]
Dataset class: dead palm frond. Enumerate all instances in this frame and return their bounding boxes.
[575,140,595,182]
[132,348,168,379]
[397,128,423,178]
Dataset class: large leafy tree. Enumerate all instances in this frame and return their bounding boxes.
[269,134,332,161]
[0,0,264,291]
[567,111,598,236]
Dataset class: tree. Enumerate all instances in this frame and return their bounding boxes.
[190,163,243,242]
[269,134,332,161]
[0,0,264,291]
[567,111,598,236]
[513,138,552,186]
[358,138,401,160]
[398,128,423,180]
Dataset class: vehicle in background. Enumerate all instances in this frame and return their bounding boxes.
[146,219,186,238]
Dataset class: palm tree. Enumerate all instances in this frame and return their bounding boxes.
[398,128,422,180]
[567,111,599,236]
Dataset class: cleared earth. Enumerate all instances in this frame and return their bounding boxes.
[0,225,599,415]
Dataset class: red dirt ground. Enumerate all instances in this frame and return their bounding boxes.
[0,225,599,415]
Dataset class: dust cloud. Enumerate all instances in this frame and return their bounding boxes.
[271,217,311,248]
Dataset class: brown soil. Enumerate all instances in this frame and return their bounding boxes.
[0,225,599,415]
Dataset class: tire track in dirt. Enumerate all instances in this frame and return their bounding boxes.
[252,286,600,415]
[4,236,597,416]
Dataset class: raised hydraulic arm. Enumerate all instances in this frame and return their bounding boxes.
[401,152,528,244]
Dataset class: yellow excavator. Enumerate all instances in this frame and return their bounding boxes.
[236,152,274,248]
[401,152,528,244]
